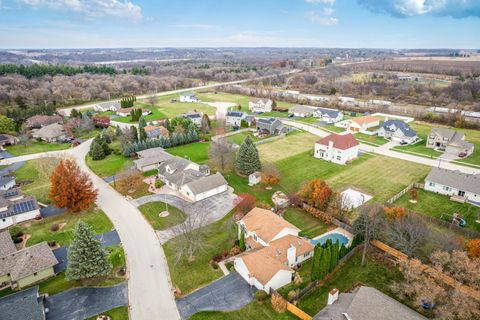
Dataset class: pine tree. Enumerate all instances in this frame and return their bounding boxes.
[66,221,112,281]
[311,245,322,281]
[130,126,138,142]
[138,116,147,141]
[339,244,348,259]
[90,141,105,160]
[319,245,331,278]
[239,230,246,251]
[330,241,339,272]
[235,136,261,175]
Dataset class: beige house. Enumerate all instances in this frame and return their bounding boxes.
[249,98,273,113]
[347,116,380,133]
[31,123,67,142]
[0,230,57,289]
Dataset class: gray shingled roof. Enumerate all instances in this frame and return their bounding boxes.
[31,123,66,139]
[136,147,167,158]
[381,120,417,138]
[183,112,201,119]
[0,287,44,320]
[289,105,316,114]
[0,196,39,220]
[0,175,15,187]
[227,111,244,118]
[184,172,227,195]
[429,128,456,140]
[0,230,16,257]
[425,167,480,195]
[316,107,341,118]
[314,286,426,320]
[0,241,58,281]
[257,117,278,125]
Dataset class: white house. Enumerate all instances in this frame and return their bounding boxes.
[226,111,245,127]
[179,172,228,202]
[249,98,273,113]
[93,101,120,112]
[116,108,152,117]
[288,105,316,118]
[0,188,40,229]
[347,116,380,133]
[314,133,359,165]
[234,207,314,292]
[424,167,480,207]
[377,120,418,144]
[314,108,344,123]
[179,92,199,103]
[0,176,15,191]
[183,112,203,126]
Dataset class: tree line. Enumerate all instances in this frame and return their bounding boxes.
[0,64,117,78]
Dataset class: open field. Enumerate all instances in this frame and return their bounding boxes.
[257,131,319,163]
[198,91,294,112]
[283,208,330,238]
[167,142,210,163]
[394,189,480,232]
[138,201,186,230]
[6,141,71,156]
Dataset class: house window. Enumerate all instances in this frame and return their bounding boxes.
[33,272,38,276]
[303,252,309,258]
[429,182,435,187]
[443,186,451,192]
[253,234,257,241]
[336,156,341,160]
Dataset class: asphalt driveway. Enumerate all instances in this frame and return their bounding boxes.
[176,272,256,319]
[45,282,128,320]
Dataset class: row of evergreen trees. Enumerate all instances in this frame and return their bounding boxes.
[121,96,136,108]
[122,130,199,156]
[311,235,362,281]
[0,64,117,78]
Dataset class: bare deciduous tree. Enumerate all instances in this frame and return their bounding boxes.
[352,204,385,265]
[388,215,429,257]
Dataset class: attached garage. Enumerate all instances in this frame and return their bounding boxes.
[180,172,228,202]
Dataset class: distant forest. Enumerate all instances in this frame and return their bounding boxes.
[0,64,118,78]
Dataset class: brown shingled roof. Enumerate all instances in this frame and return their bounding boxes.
[241,207,299,243]
[352,115,378,125]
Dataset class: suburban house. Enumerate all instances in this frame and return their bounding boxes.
[134,147,172,172]
[179,92,199,103]
[256,118,283,135]
[249,98,273,113]
[377,120,418,143]
[235,208,314,292]
[226,111,245,127]
[426,128,474,157]
[116,108,152,117]
[93,101,120,112]
[0,230,58,289]
[144,125,169,140]
[25,115,63,129]
[183,112,203,126]
[243,115,256,126]
[0,187,41,229]
[0,134,18,149]
[314,107,344,123]
[314,286,426,320]
[0,286,46,320]
[288,105,316,118]
[314,133,359,165]
[0,175,16,190]
[347,116,380,132]
[424,167,480,206]
[31,123,67,143]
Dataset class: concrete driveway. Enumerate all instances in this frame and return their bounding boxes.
[45,283,128,320]
[176,272,256,319]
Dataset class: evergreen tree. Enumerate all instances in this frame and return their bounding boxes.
[90,141,105,160]
[101,141,111,156]
[339,244,348,259]
[239,230,246,251]
[138,116,147,141]
[311,244,322,281]
[164,118,172,132]
[330,241,339,272]
[235,136,261,175]
[319,245,330,278]
[66,221,112,281]
[130,126,138,142]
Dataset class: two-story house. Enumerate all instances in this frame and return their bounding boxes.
[179,92,199,103]
[256,118,283,135]
[377,120,418,144]
[226,111,245,127]
[249,98,273,113]
[183,112,203,126]
[426,128,474,157]
[314,133,359,165]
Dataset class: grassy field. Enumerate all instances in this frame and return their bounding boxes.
[353,132,389,146]
[87,307,129,320]
[226,131,268,145]
[297,250,403,316]
[85,142,133,177]
[320,124,346,133]
[163,212,236,295]
[167,142,210,163]
[38,245,126,296]
[283,208,330,238]
[294,117,320,125]
[190,300,296,320]
[257,131,319,163]
[394,189,480,232]
[138,201,186,230]
[198,91,294,113]
[14,159,55,204]
[15,207,113,247]
[6,141,71,156]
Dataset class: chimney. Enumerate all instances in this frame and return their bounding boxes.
[328,288,339,305]
[287,244,296,267]
[328,140,334,151]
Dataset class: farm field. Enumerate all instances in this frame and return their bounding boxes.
[257,131,318,163]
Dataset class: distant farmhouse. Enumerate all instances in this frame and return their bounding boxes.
[314,133,359,165]
[378,120,418,144]
[93,101,121,113]
[179,92,199,103]
[424,167,480,206]
[426,128,474,157]
[226,111,245,127]
[249,98,273,113]
[183,112,203,126]
[31,123,67,143]
[256,118,283,135]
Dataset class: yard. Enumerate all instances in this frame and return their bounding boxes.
[282,208,330,238]
[224,172,284,206]
[14,207,113,247]
[394,189,480,232]
[393,122,443,158]
[257,131,319,163]
[319,124,346,133]
[87,307,129,320]
[190,300,296,320]
[163,212,237,295]
[6,141,71,156]
[85,141,133,178]
[168,142,210,163]
[198,91,294,113]
[112,181,151,199]
[353,132,389,146]
[14,159,54,204]
[138,201,186,230]
[226,131,267,146]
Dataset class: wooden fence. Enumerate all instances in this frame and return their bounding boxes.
[387,182,424,204]
[371,240,480,302]
[302,203,353,233]
[271,290,312,320]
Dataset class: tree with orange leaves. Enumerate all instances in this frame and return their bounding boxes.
[384,206,406,220]
[466,238,480,258]
[50,159,98,213]
[298,178,332,210]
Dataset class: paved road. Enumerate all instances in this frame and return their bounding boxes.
[45,283,128,320]
[176,272,256,319]
[283,120,480,175]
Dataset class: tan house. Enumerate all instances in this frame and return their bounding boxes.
[347,116,380,132]
[249,98,273,113]
[31,123,67,142]
[0,230,57,289]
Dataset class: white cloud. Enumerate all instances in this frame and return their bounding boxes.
[305,10,338,25]
[305,0,336,4]
[17,0,144,21]
[169,24,217,29]
[323,7,335,16]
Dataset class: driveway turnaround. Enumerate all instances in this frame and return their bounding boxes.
[176,272,256,319]
[44,282,128,320]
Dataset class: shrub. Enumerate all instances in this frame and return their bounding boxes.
[155,180,163,188]
[9,226,23,238]
[225,262,234,271]
[288,289,299,300]
[255,290,268,302]
[230,245,241,256]
[48,240,57,247]
[50,223,60,232]
[212,253,223,262]
[271,294,287,312]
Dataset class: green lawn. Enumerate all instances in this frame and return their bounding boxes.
[138,201,186,230]
[87,307,129,320]
[320,124,346,133]
[163,212,237,295]
[6,141,71,156]
[168,142,210,163]
[224,172,283,206]
[226,131,267,145]
[392,123,443,158]
[190,300,296,320]
[85,141,133,177]
[394,189,480,232]
[283,208,330,238]
[197,92,294,113]
[14,159,54,204]
[353,132,389,146]
[15,207,113,247]
[297,251,404,316]
[294,117,320,125]
[257,131,319,163]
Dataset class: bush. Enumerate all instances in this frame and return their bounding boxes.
[230,245,241,256]
[212,253,224,262]
[255,290,268,302]
[50,223,60,232]
[225,262,234,271]
[155,180,163,188]
[9,226,23,238]
[288,289,299,300]
[209,260,218,269]
[298,230,308,238]
[48,240,57,247]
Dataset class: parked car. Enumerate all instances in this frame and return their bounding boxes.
[60,137,74,143]
[288,114,294,118]
[458,152,467,158]
[399,140,408,145]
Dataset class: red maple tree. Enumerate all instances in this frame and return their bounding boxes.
[49,159,98,213]
[298,178,332,210]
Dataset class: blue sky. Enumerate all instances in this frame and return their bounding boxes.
[0,0,479,49]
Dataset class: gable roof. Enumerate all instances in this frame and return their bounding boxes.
[241,207,299,243]
[289,105,316,114]
[0,230,17,257]
[183,112,202,119]
[26,115,62,127]
[425,167,480,195]
[316,107,341,118]
[184,172,227,195]
[251,98,272,104]
[31,123,66,139]
[227,111,244,118]
[269,235,314,262]
[181,92,196,97]
[0,175,15,187]
[352,115,378,126]
[136,147,167,158]
[240,247,292,285]
[316,133,359,150]
[429,128,456,140]
[380,120,417,138]
[0,287,45,320]
[257,117,279,125]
